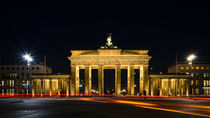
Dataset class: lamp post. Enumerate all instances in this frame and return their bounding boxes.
[22,54,33,95]
[187,54,196,96]
[187,54,196,65]
[23,54,33,67]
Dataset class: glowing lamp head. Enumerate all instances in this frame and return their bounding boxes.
[187,54,196,61]
[23,54,33,62]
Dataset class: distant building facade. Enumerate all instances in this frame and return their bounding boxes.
[168,62,210,95]
[0,62,52,95]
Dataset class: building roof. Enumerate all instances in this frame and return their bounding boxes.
[168,62,210,68]
[31,73,70,79]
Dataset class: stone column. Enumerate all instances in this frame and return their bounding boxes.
[150,79,154,96]
[58,79,61,96]
[168,79,171,95]
[41,79,43,96]
[75,66,80,95]
[49,79,52,96]
[66,79,69,97]
[130,65,135,95]
[186,79,189,96]
[98,65,104,95]
[70,65,80,95]
[115,65,121,95]
[159,79,162,96]
[85,65,92,95]
[143,65,149,95]
[139,65,144,94]
[127,66,131,95]
[70,65,75,95]
[177,79,181,96]
[32,80,35,97]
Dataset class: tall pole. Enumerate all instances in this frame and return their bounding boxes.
[175,54,178,96]
[44,55,46,76]
[176,54,178,75]
[44,55,46,95]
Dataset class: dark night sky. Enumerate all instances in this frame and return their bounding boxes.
[0,1,210,73]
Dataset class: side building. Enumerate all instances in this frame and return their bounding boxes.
[31,73,70,96]
[149,74,190,96]
[168,62,210,95]
[0,62,52,95]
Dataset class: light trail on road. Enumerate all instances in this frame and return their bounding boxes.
[77,97,210,118]
[1,94,210,117]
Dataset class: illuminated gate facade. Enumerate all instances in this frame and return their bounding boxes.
[68,35,151,95]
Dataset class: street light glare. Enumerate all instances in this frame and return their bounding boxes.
[187,54,196,61]
[23,54,33,62]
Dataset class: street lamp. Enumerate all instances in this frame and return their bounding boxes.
[22,54,33,95]
[187,54,196,96]
[187,54,196,65]
[23,54,33,67]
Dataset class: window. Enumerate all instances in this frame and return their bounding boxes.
[12,89,14,94]
[204,80,210,86]
[201,67,204,70]
[196,67,199,70]
[10,74,13,78]
[204,80,210,87]
[186,67,189,70]
[9,80,12,87]
[22,73,24,79]
[191,80,194,85]
[204,80,207,86]
[27,80,29,86]
[196,80,199,85]
[206,67,209,70]
[2,81,4,86]
[37,67,39,70]
[191,67,194,70]
[21,67,24,70]
[7,67,10,70]
[191,73,194,77]
[204,73,209,78]
[195,88,199,95]
[32,67,34,70]
[180,67,184,70]
[9,73,17,78]
[12,80,14,87]
[1,67,4,70]
[2,73,4,78]
[12,67,15,70]
[16,67,19,70]
[192,89,194,94]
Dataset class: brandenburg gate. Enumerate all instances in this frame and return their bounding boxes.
[68,34,151,95]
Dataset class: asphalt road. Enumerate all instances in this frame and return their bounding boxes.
[0,97,209,118]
